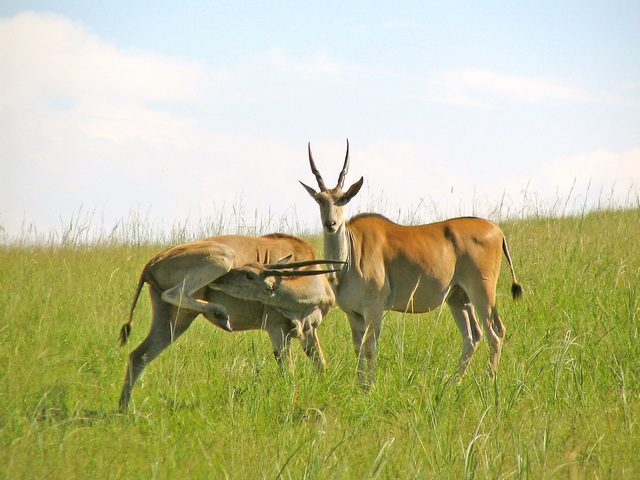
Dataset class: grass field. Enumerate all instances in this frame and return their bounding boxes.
[1,208,639,478]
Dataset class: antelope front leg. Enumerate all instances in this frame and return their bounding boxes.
[265,318,294,372]
[361,307,384,388]
[297,309,326,373]
[347,312,368,387]
[300,326,327,373]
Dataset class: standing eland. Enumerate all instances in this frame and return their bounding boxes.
[300,141,522,387]
[118,234,333,412]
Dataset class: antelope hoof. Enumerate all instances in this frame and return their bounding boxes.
[220,318,232,332]
[209,305,232,332]
[360,382,373,393]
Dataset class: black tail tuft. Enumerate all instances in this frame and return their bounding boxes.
[119,324,131,346]
[511,282,523,300]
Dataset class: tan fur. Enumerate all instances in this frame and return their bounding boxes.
[208,260,337,370]
[209,261,336,320]
[118,234,327,412]
[301,142,522,387]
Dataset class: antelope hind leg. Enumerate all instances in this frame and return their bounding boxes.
[160,257,233,331]
[119,290,197,412]
[447,286,482,378]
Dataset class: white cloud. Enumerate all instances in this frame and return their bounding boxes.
[0,11,381,241]
[0,12,209,108]
[325,144,640,223]
[0,11,217,162]
[444,147,640,218]
[544,148,639,186]
[260,49,350,80]
[538,147,640,208]
[423,69,625,108]
[0,12,293,239]
[1,11,638,241]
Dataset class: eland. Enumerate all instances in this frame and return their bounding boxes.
[300,141,522,387]
[118,234,335,411]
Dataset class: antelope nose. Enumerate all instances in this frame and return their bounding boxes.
[324,220,336,229]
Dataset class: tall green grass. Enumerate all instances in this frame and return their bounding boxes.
[1,208,639,478]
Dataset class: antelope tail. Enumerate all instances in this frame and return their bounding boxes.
[119,266,148,345]
[502,237,523,300]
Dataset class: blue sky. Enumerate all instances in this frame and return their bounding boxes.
[1,2,639,240]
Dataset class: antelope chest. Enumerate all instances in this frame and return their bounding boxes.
[333,271,389,315]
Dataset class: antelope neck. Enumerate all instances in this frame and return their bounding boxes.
[323,222,352,275]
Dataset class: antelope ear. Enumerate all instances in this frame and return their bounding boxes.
[299,181,319,199]
[335,176,364,206]
[275,254,293,264]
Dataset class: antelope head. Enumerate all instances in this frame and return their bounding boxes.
[300,140,364,234]
[208,259,344,309]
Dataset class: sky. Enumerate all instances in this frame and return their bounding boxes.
[1,1,639,241]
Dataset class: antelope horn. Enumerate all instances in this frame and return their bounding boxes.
[265,259,346,270]
[264,268,341,278]
[336,138,350,189]
[308,142,327,191]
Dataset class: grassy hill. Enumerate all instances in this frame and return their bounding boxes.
[1,208,638,478]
